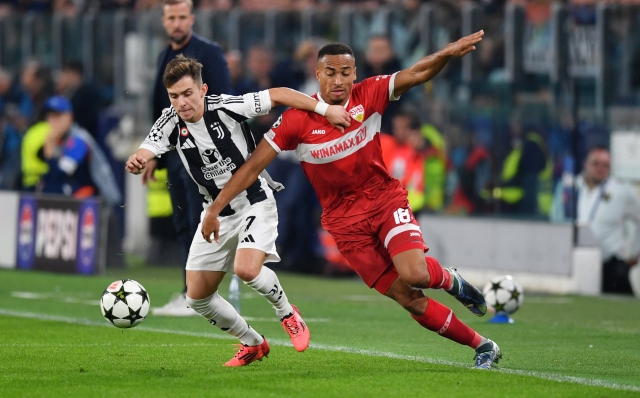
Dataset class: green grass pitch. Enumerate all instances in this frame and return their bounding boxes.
[1,265,639,397]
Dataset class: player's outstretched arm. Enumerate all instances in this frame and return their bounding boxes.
[393,30,484,97]
[125,148,156,175]
[201,139,279,243]
[268,87,350,132]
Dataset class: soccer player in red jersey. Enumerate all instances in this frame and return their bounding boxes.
[201,30,502,369]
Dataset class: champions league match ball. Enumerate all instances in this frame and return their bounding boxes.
[100,279,150,328]
[482,275,524,319]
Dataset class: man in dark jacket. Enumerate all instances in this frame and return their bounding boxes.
[147,0,231,316]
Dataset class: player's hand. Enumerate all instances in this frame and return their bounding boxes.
[201,208,221,244]
[325,105,351,133]
[125,153,147,175]
[627,256,639,267]
[447,30,484,57]
[141,159,158,186]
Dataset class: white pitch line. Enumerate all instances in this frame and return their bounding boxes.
[10,291,331,322]
[0,308,638,393]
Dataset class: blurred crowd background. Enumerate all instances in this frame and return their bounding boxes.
[2,0,640,274]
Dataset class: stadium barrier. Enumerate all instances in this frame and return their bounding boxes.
[0,191,20,269]
[419,214,602,295]
[1,193,111,275]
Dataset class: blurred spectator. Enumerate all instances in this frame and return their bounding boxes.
[99,0,135,10]
[21,120,50,191]
[36,96,121,203]
[245,44,279,137]
[382,110,426,214]
[359,35,403,133]
[419,121,448,213]
[293,38,328,95]
[135,0,162,11]
[498,113,550,217]
[198,0,233,10]
[20,60,54,124]
[246,44,274,91]
[0,67,30,189]
[0,0,14,15]
[225,50,254,96]
[16,0,50,12]
[551,146,640,297]
[447,131,492,215]
[52,0,80,15]
[56,61,103,138]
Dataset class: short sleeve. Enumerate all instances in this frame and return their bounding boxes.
[263,111,300,153]
[215,90,272,120]
[361,72,401,114]
[140,107,179,156]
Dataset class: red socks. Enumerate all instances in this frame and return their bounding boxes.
[425,256,452,290]
[412,297,482,348]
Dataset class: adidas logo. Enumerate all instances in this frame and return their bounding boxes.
[181,139,196,149]
[241,234,255,243]
[311,129,326,135]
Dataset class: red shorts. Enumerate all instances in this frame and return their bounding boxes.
[326,198,428,294]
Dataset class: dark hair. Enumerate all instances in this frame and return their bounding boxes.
[162,0,193,12]
[163,54,203,88]
[586,145,610,156]
[368,34,391,43]
[62,60,84,76]
[394,108,421,130]
[317,43,355,60]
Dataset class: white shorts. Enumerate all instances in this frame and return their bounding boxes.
[185,198,280,272]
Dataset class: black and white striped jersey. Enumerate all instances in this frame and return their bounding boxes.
[140,90,274,216]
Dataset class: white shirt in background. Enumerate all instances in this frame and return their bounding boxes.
[575,175,640,262]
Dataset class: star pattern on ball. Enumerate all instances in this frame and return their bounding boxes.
[491,282,502,292]
[102,305,117,325]
[511,289,521,300]
[137,288,149,304]
[123,305,145,327]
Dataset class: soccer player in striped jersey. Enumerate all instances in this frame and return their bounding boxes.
[125,55,350,366]
[201,32,503,369]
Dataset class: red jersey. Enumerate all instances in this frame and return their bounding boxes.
[264,73,407,229]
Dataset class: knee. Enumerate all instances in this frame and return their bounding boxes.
[234,266,260,282]
[185,293,208,314]
[398,261,431,288]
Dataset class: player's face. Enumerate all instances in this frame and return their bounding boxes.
[316,54,356,106]
[584,149,610,185]
[162,2,194,47]
[167,76,207,123]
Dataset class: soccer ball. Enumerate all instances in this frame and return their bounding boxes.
[482,275,524,315]
[100,279,150,328]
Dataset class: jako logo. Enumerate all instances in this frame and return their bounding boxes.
[410,232,420,237]
[312,129,326,135]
